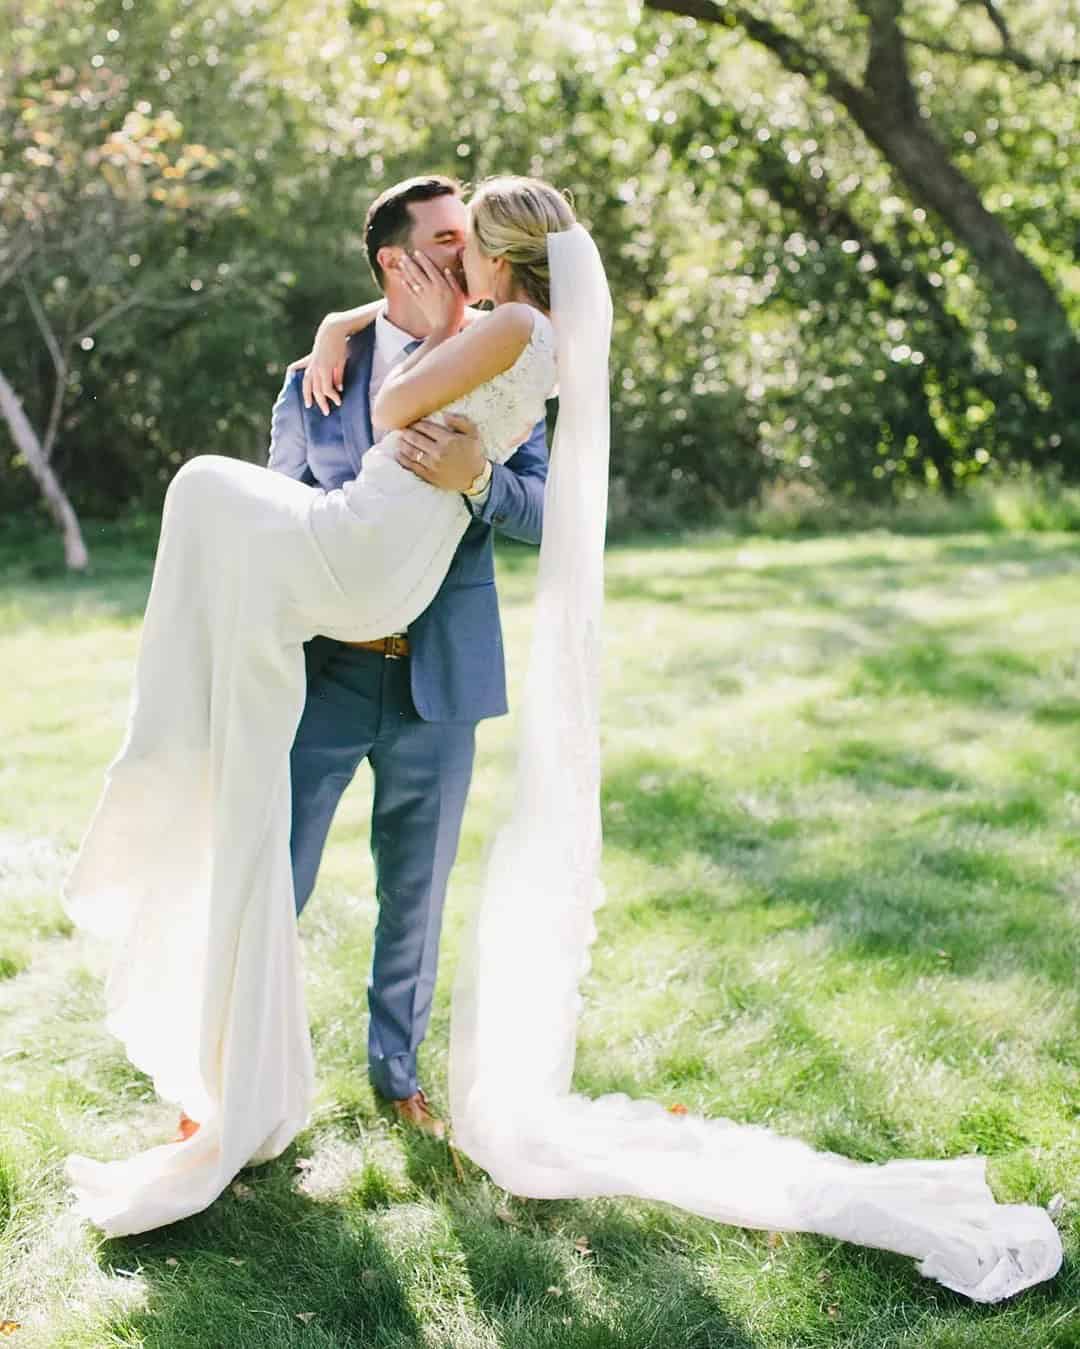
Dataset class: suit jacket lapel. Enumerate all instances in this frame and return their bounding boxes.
[340,327,376,474]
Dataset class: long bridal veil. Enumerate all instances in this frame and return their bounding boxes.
[448,224,1062,1303]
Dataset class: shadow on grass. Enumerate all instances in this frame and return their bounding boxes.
[850,638,1040,707]
[6,515,1078,647]
[395,1133,758,1349]
[600,749,1079,993]
[603,534,1080,626]
[93,1154,423,1349]
[90,1132,759,1349]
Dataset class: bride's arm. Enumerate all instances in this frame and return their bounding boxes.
[294,296,488,416]
[296,300,384,414]
[375,302,534,431]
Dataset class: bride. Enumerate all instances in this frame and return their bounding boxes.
[64,175,1061,1303]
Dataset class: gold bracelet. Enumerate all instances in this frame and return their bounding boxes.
[465,460,493,497]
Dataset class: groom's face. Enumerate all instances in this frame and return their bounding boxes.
[404,195,469,295]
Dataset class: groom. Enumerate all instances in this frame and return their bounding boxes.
[267,175,548,1136]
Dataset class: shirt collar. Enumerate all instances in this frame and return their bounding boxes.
[375,311,421,365]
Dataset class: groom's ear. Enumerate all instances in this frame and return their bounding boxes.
[376,245,404,288]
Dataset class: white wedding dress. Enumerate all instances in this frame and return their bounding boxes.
[63,306,558,1235]
[65,227,1061,1302]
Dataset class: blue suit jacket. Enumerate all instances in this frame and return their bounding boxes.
[267,325,548,723]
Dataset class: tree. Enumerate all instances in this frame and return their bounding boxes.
[643,0,1080,452]
[1,48,220,566]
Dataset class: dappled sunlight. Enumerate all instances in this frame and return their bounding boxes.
[2,526,1078,1343]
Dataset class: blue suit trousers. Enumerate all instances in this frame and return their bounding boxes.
[289,638,475,1101]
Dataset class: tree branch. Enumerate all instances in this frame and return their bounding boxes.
[0,234,38,291]
[905,33,1079,76]
[644,0,1080,436]
[20,280,69,461]
[75,292,146,344]
[977,0,1012,49]
[857,0,920,120]
[0,365,89,569]
[644,0,868,110]
[20,280,65,380]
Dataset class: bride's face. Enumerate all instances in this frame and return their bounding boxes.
[462,215,498,302]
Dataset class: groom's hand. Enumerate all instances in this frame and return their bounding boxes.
[396,414,486,492]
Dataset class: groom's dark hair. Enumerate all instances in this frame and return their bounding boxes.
[365,175,463,288]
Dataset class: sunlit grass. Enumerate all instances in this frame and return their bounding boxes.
[1,523,1077,1346]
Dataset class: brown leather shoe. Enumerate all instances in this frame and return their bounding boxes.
[391,1089,446,1140]
[174,1112,200,1143]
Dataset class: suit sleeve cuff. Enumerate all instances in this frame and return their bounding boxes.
[464,480,492,511]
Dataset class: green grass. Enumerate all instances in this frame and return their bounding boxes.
[1,522,1078,1347]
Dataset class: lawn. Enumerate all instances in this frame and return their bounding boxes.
[0,522,1077,1348]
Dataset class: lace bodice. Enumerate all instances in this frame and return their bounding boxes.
[437,309,557,461]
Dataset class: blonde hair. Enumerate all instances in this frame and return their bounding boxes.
[469,176,576,310]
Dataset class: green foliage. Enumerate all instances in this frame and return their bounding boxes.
[0,1152,16,1233]
[1,0,1077,535]
[745,470,1080,537]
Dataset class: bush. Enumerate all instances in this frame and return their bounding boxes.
[743,472,1080,539]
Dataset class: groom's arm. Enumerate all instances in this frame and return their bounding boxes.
[266,370,313,481]
[396,414,549,546]
[466,415,547,546]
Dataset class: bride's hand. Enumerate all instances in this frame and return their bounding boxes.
[398,251,466,337]
[302,319,350,415]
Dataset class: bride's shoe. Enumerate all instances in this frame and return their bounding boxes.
[175,1113,200,1143]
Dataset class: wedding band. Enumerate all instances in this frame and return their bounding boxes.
[416,449,426,463]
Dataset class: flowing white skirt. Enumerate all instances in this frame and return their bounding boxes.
[64,452,468,1235]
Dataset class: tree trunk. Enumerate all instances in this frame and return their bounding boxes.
[0,367,89,570]
[644,0,1080,444]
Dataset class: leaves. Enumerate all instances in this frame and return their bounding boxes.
[1,0,1075,535]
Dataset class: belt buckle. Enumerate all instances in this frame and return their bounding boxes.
[385,635,407,661]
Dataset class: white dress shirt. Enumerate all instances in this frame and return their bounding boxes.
[370,311,418,407]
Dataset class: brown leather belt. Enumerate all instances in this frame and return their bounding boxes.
[341,635,410,659]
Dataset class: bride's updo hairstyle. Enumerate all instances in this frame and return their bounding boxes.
[469,176,576,311]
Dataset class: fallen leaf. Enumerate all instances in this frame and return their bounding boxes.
[165,1257,179,1268]
[767,1231,784,1250]
[227,1257,245,1266]
[0,1324,20,1336]
[231,1181,253,1200]
[546,1286,563,1297]
[816,1268,832,1284]
[668,1103,689,1116]
[494,1203,515,1225]
[296,1311,316,1325]
[827,1304,840,1321]
[573,1237,593,1257]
